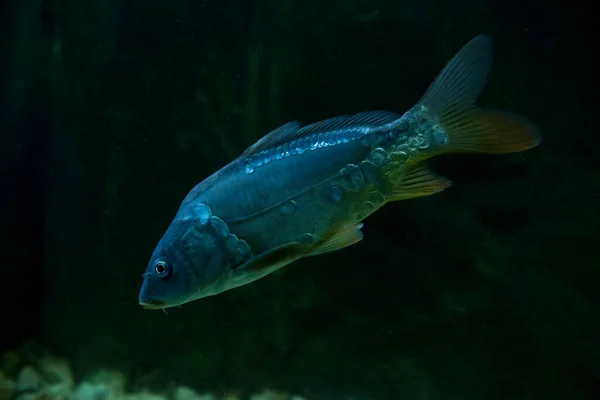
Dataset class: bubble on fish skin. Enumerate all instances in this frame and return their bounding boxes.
[359,160,382,184]
[275,146,285,160]
[236,239,252,259]
[324,183,345,204]
[361,200,376,215]
[417,134,431,149]
[413,125,426,138]
[387,164,404,181]
[209,216,230,239]
[376,131,390,146]
[263,151,272,163]
[330,132,338,146]
[409,135,419,147]
[395,143,410,153]
[390,150,409,163]
[280,200,298,214]
[192,203,212,225]
[395,116,410,131]
[318,133,326,147]
[433,126,449,145]
[361,133,376,147]
[387,130,399,142]
[368,191,385,207]
[225,234,239,253]
[245,163,255,174]
[382,161,400,175]
[302,137,309,150]
[315,133,323,149]
[366,147,388,167]
[388,171,399,181]
[408,134,429,150]
[331,131,340,145]
[310,136,319,150]
[340,164,365,191]
[184,227,217,252]
[297,233,315,245]
[327,132,335,145]
[396,132,409,144]
[296,139,307,154]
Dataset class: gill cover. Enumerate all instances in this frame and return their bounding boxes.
[179,202,254,268]
[139,202,254,308]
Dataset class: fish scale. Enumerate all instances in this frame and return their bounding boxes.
[243,118,399,174]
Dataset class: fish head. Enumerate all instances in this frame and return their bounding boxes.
[138,203,239,309]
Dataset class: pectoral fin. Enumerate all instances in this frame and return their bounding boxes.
[235,223,364,274]
[235,242,309,273]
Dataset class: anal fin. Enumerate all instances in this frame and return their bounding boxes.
[310,223,364,256]
[388,162,452,202]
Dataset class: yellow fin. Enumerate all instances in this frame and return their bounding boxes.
[417,35,540,156]
[311,223,364,256]
[441,109,541,154]
[389,163,452,201]
[237,242,308,273]
[237,224,364,273]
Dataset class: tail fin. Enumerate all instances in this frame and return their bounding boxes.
[417,35,541,154]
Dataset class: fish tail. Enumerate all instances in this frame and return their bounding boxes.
[413,35,541,156]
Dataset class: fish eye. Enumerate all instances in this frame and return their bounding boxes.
[154,261,170,278]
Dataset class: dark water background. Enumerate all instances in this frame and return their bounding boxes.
[0,0,597,398]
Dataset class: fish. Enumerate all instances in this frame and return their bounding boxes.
[138,35,541,310]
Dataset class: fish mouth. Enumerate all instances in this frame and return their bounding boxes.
[139,299,166,310]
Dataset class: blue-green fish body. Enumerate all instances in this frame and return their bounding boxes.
[139,35,540,309]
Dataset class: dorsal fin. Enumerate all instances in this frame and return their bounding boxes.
[297,111,400,137]
[241,111,400,157]
[241,121,301,156]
